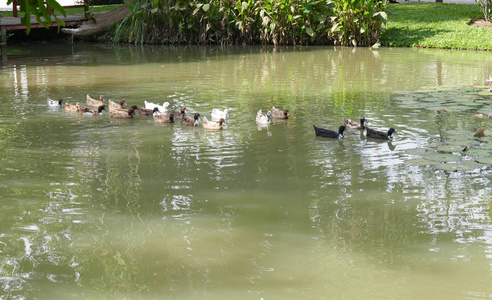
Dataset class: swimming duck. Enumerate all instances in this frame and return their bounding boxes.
[110,107,137,119]
[81,105,106,116]
[366,127,397,140]
[313,125,348,138]
[154,111,175,123]
[170,107,187,119]
[269,106,290,119]
[64,102,81,112]
[109,99,127,111]
[256,109,272,125]
[344,117,367,130]
[144,100,172,112]
[86,95,105,108]
[202,116,225,130]
[182,113,200,126]
[139,107,160,116]
[211,108,229,121]
[47,97,64,107]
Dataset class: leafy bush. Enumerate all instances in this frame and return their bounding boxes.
[112,0,388,47]
[475,0,492,21]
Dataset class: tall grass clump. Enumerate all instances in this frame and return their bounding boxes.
[112,0,388,46]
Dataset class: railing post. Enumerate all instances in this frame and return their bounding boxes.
[84,0,89,18]
[13,0,18,17]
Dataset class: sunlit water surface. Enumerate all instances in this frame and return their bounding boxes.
[0,43,492,299]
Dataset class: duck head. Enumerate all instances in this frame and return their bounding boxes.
[387,127,397,138]
[99,95,105,102]
[338,125,348,138]
[153,107,160,114]
[98,105,107,113]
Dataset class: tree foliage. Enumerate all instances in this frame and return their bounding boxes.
[7,0,66,34]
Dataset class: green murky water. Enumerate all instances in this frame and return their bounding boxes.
[0,43,492,299]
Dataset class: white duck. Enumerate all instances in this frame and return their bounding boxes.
[47,97,64,107]
[256,109,271,125]
[144,100,172,112]
[211,108,229,121]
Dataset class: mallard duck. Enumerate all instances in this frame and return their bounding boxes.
[256,109,272,125]
[110,107,137,119]
[81,105,106,116]
[344,117,367,130]
[138,107,160,116]
[144,100,172,112]
[182,113,200,126]
[269,106,290,119]
[47,97,64,107]
[154,111,175,123]
[202,116,225,130]
[313,125,348,138]
[366,127,397,140]
[211,108,229,121]
[474,128,486,137]
[64,102,81,112]
[109,99,127,111]
[86,95,105,108]
[170,107,187,119]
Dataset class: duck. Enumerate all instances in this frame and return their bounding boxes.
[154,111,175,123]
[182,113,200,126]
[170,107,187,119]
[110,107,137,119]
[256,109,272,125]
[47,97,64,107]
[144,100,172,112]
[64,102,81,112]
[211,108,229,121]
[139,107,160,116]
[366,127,397,140]
[81,105,106,116]
[109,99,127,111]
[313,125,348,138]
[202,116,225,130]
[269,106,290,119]
[344,116,367,130]
[86,95,105,108]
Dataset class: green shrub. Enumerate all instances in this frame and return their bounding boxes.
[111,0,388,46]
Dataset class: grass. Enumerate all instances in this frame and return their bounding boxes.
[380,3,492,50]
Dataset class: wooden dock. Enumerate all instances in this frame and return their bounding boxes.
[0,14,87,31]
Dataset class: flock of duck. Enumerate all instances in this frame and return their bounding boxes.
[47,95,398,139]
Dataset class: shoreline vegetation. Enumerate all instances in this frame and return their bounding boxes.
[2,1,491,51]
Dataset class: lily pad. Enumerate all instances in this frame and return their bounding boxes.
[436,145,465,153]
[436,163,476,172]
[477,157,492,165]
[406,148,434,156]
[425,153,462,162]
[479,143,492,150]
[463,160,486,167]
[406,158,440,166]
[462,148,492,156]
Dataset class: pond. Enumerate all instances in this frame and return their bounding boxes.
[1,42,492,299]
